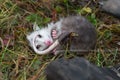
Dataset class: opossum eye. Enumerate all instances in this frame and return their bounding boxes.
[37,35,42,38]
[36,45,41,49]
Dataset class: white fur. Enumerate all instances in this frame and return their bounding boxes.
[33,22,40,31]
[27,23,53,51]
[27,20,63,54]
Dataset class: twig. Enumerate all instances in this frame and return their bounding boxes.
[0,37,4,50]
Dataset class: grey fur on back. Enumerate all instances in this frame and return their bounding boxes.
[55,16,97,54]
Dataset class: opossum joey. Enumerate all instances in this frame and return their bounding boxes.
[27,15,97,55]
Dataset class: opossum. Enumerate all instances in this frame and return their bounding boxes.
[27,15,97,55]
[99,0,120,18]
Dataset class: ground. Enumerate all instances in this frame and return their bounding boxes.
[0,0,120,80]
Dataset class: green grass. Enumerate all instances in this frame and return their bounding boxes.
[0,0,120,80]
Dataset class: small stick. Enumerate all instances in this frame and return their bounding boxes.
[0,37,4,50]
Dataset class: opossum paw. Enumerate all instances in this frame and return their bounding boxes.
[52,30,57,39]
[52,49,58,55]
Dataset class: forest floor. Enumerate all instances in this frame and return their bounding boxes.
[0,0,120,80]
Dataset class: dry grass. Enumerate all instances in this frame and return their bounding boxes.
[0,0,120,80]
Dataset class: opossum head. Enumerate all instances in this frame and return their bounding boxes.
[27,24,53,51]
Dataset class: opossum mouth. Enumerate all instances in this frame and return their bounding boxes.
[45,44,57,53]
[35,44,51,51]
[44,46,52,51]
[34,36,53,51]
[35,41,55,50]
[46,44,57,52]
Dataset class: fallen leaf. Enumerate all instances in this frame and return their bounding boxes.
[51,10,57,21]
[83,7,92,13]
[1,34,14,48]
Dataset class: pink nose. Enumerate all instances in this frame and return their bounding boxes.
[45,40,52,46]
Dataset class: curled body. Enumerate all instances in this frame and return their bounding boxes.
[27,15,97,55]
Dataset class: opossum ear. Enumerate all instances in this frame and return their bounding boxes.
[26,33,32,41]
[33,22,40,31]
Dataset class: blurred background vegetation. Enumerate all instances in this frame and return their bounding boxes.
[0,0,120,80]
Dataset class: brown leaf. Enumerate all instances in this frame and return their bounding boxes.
[51,10,57,21]
[2,34,14,47]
